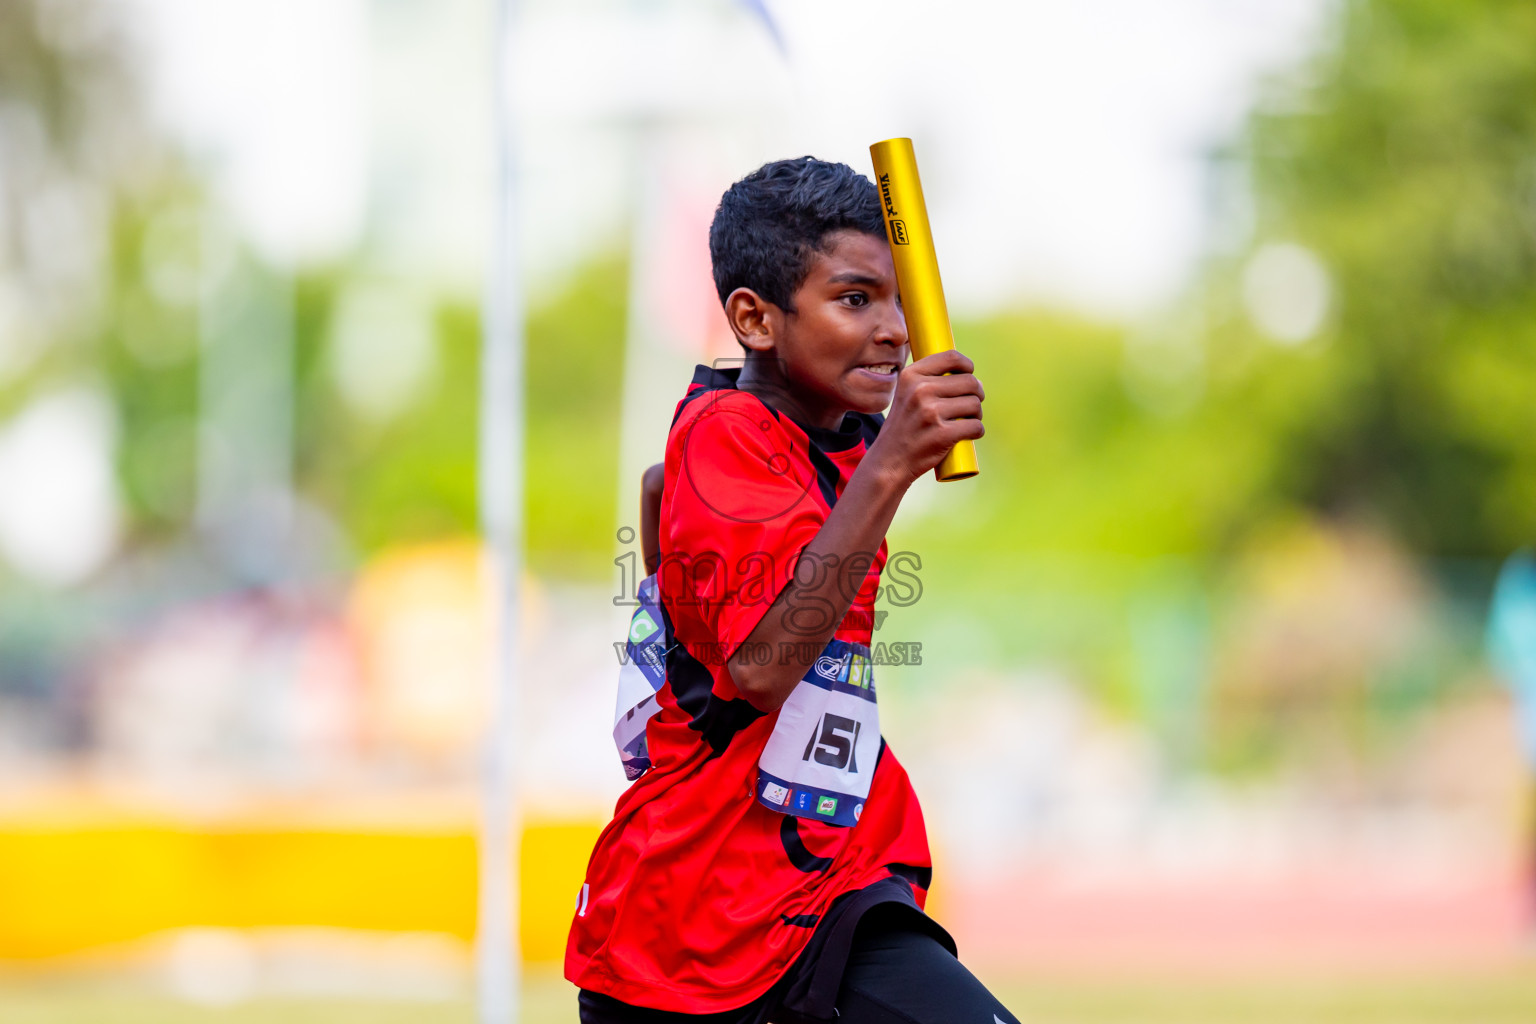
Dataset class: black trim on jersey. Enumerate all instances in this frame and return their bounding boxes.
[672,364,746,427]
[693,692,766,758]
[856,411,885,449]
[776,740,891,872]
[778,912,821,928]
[779,750,893,877]
[798,407,881,455]
[799,414,864,453]
[656,584,766,759]
[660,639,712,717]
[675,364,884,455]
[664,640,765,759]
[779,815,834,874]
[806,445,842,510]
[886,863,933,891]
[675,364,884,513]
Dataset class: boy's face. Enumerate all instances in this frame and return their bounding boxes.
[730,230,909,429]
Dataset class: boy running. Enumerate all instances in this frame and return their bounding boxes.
[567,157,1013,1024]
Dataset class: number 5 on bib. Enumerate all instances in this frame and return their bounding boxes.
[755,641,880,828]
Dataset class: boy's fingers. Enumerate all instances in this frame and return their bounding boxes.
[909,349,974,376]
[921,372,984,399]
[949,417,986,441]
[933,396,983,422]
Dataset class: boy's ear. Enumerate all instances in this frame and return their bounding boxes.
[724,287,778,353]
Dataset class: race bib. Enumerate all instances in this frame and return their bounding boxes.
[613,576,882,826]
[755,640,879,828]
[612,574,667,780]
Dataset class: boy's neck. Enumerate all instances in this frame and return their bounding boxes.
[736,352,848,432]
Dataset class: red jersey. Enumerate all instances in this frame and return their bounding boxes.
[565,365,934,1012]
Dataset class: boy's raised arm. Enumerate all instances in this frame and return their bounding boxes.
[640,462,665,576]
[727,350,984,712]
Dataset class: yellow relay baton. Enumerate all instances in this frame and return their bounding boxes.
[869,137,979,482]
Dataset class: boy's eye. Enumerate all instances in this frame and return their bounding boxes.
[842,292,869,307]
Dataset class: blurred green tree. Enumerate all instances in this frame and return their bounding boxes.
[0,0,205,543]
[1231,0,1536,555]
[296,257,628,580]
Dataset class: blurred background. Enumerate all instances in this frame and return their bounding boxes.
[4,0,1536,1020]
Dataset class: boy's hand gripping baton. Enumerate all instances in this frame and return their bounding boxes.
[869,138,979,482]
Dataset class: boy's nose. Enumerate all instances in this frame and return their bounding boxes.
[877,302,909,347]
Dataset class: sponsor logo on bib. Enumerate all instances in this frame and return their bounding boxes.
[629,612,659,644]
[753,639,879,828]
[813,655,844,681]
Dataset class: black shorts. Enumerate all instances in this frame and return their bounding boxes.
[578,877,1019,1024]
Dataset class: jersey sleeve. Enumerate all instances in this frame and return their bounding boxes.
[663,393,826,666]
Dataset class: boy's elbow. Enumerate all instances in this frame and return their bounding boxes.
[640,462,665,574]
[728,659,782,713]
[641,462,665,497]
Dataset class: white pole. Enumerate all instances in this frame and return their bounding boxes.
[477,0,523,1020]
[196,209,295,579]
[613,126,668,569]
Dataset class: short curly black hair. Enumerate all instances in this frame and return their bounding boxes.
[708,156,885,313]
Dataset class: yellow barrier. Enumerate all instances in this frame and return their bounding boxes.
[0,810,601,962]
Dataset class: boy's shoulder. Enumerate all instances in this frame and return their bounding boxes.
[671,363,755,418]
[668,363,884,450]
[668,365,782,455]
[664,366,887,531]
[665,365,820,526]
